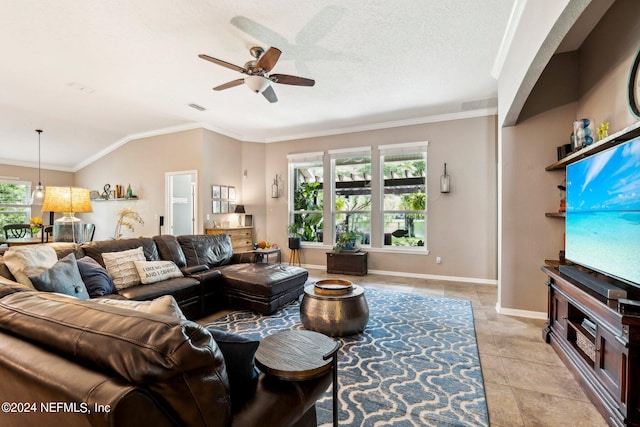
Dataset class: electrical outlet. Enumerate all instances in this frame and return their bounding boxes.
[436,257,442,264]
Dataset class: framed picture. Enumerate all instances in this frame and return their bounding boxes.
[229,202,236,213]
[212,185,221,199]
[228,186,236,201]
[221,201,229,213]
[221,186,229,200]
[212,200,221,214]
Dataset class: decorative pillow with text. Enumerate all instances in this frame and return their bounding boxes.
[133,260,183,284]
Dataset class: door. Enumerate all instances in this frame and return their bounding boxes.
[166,171,197,236]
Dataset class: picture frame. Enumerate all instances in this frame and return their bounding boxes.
[228,186,236,201]
[212,200,221,214]
[212,185,221,199]
[221,201,229,214]
[229,202,236,213]
[221,186,229,200]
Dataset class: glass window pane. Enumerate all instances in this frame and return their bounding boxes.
[383,213,425,247]
[333,155,371,243]
[290,160,323,243]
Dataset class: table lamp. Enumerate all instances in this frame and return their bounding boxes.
[42,186,93,243]
[234,204,245,226]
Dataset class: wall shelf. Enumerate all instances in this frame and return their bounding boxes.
[545,120,640,171]
[93,197,139,202]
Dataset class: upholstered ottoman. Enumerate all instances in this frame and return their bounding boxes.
[214,263,308,314]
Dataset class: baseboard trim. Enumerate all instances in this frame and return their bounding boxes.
[302,264,497,286]
[495,302,547,320]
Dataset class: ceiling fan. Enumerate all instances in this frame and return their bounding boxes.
[199,46,315,103]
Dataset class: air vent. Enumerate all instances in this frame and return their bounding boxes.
[461,98,497,111]
[188,103,206,111]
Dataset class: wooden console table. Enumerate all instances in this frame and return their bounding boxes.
[542,266,640,426]
[326,251,367,276]
[205,226,253,252]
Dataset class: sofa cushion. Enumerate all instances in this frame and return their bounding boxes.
[207,328,259,409]
[177,234,234,268]
[153,235,188,268]
[0,291,232,426]
[134,260,183,285]
[95,295,186,320]
[28,253,90,300]
[117,276,200,301]
[76,256,116,297]
[3,245,58,289]
[102,247,146,290]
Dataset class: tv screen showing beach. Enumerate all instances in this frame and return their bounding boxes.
[566,136,640,286]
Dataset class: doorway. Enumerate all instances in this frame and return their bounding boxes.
[165,170,197,236]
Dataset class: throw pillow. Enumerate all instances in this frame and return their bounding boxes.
[133,260,183,285]
[76,256,116,297]
[207,328,260,408]
[28,253,90,300]
[102,247,146,290]
[3,245,58,289]
[95,295,187,320]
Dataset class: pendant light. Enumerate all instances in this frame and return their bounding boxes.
[30,129,46,205]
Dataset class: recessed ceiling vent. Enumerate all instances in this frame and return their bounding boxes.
[188,103,206,111]
[461,97,497,111]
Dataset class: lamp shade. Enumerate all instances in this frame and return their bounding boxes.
[42,187,93,215]
[234,204,246,214]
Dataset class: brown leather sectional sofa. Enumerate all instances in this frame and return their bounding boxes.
[0,233,309,319]
[0,235,328,426]
[0,282,330,426]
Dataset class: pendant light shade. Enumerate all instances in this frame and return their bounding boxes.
[30,129,46,205]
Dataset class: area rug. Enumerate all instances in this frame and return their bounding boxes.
[206,288,488,427]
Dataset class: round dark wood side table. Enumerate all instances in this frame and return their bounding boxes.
[255,330,342,427]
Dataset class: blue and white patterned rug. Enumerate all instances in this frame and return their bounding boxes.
[206,288,488,427]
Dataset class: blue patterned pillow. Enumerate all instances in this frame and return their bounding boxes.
[76,256,116,297]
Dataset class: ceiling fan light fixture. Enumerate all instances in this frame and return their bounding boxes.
[244,75,269,93]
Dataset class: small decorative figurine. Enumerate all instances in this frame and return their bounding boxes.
[597,122,609,140]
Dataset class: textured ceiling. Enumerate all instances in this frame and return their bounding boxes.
[0,0,515,171]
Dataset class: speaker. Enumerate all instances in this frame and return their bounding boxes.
[159,216,164,226]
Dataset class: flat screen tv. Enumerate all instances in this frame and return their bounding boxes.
[565,136,640,288]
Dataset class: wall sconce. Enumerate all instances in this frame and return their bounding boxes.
[271,175,279,198]
[440,163,451,193]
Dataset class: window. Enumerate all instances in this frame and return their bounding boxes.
[380,143,427,248]
[0,180,32,230]
[288,152,324,243]
[330,148,371,246]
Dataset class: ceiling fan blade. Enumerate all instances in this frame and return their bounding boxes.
[270,74,315,87]
[213,79,244,91]
[256,47,281,72]
[262,85,278,103]
[199,54,247,74]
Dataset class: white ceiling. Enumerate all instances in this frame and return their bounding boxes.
[0,0,515,172]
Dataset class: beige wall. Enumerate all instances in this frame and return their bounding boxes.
[498,0,640,314]
[264,115,498,281]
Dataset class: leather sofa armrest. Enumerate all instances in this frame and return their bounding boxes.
[181,264,210,275]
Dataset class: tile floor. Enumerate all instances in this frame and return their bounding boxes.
[203,268,608,426]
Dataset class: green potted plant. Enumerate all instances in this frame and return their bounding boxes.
[334,231,361,252]
[287,223,302,250]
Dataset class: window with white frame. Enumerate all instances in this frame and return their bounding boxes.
[288,152,324,243]
[380,143,427,248]
[0,180,32,230]
[330,148,371,246]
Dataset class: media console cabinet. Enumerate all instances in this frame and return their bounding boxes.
[542,266,640,426]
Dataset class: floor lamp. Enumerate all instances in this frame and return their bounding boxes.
[41,187,93,243]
